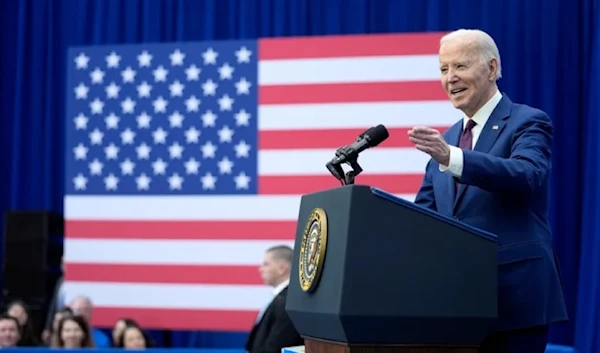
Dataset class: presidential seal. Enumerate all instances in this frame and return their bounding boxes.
[299,208,328,292]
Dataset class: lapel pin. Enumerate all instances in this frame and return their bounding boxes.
[492,125,499,130]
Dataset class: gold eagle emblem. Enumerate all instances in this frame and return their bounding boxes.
[298,208,328,292]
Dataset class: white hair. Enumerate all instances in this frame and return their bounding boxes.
[440,29,502,80]
[69,295,92,305]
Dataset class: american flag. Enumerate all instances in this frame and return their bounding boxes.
[64,32,459,331]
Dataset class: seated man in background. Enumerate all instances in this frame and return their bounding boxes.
[245,245,303,353]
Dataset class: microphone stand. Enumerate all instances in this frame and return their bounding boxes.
[326,146,364,186]
[343,158,363,185]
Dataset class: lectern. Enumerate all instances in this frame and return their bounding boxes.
[286,185,498,353]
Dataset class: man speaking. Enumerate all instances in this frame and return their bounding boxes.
[409,29,568,353]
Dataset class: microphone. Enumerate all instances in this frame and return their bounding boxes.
[329,124,389,165]
[326,124,389,185]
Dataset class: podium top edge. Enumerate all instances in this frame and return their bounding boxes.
[370,187,498,243]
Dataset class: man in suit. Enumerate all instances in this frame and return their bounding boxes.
[245,245,303,353]
[409,29,568,353]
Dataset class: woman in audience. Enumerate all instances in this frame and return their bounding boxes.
[5,300,40,346]
[111,318,139,347]
[51,315,95,348]
[46,307,73,346]
[117,325,152,349]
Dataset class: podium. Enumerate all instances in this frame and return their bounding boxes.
[285,185,498,353]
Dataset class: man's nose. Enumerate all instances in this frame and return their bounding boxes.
[447,72,459,82]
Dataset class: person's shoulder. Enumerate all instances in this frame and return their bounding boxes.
[509,101,553,126]
[272,287,292,310]
[92,329,110,347]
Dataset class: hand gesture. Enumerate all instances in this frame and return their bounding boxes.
[408,126,451,166]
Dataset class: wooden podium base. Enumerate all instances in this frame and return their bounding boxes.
[304,338,479,353]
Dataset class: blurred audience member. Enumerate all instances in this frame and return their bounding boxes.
[69,295,110,347]
[45,307,73,346]
[6,300,40,346]
[117,325,153,349]
[111,318,140,347]
[245,245,303,353]
[51,315,95,348]
[0,314,21,348]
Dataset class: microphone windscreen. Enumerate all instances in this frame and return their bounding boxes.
[366,124,389,146]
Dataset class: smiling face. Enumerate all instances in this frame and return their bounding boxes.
[0,318,20,347]
[123,327,147,349]
[60,319,85,348]
[439,37,498,117]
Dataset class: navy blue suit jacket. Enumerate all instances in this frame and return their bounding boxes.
[414,95,568,332]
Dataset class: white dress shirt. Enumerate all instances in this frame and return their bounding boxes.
[273,278,290,296]
[440,90,503,178]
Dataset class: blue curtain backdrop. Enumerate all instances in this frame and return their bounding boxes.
[0,0,598,351]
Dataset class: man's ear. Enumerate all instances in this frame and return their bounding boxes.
[488,58,498,81]
[279,262,291,275]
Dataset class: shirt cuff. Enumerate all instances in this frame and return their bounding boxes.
[438,146,464,178]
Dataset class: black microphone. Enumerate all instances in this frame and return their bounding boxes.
[329,124,389,165]
[326,124,389,184]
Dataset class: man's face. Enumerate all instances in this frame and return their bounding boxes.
[259,252,282,287]
[0,319,20,347]
[70,299,92,321]
[439,39,497,117]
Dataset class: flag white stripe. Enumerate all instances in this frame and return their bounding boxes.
[65,239,295,265]
[258,148,430,175]
[64,194,416,220]
[258,55,440,85]
[258,102,459,130]
[63,282,270,310]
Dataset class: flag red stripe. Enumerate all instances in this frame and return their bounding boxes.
[91,307,256,331]
[259,33,445,60]
[65,263,263,285]
[66,220,297,240]
[258,174,423,195]
[259,81,446,105]
[259,127,449,149]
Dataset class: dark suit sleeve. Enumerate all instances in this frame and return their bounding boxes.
[414,159,437,211]
[260,300,302,353]
[460,112,552,194]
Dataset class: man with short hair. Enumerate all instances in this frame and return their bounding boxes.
[245,245,303,353]
[409,29,568,352]
[0,314,21,347]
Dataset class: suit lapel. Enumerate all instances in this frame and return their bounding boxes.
[246,293,275,350]
[254,287,287,327]
[453,95,512,212]
[472,97,511,154]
